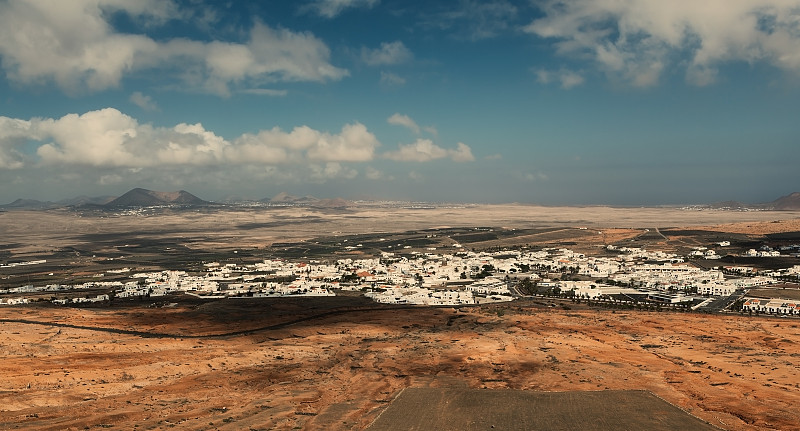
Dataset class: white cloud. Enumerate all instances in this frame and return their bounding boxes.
[423,126,438,137]
[387,113,420,134]
[534,68,585,89]
[304,0,379,18]
[194,22,348,95]
[0,108,478,197]
[0,117,33,169]
[449,142,475,162]
[309,162,358,181]
[238,88,289,97]
[0,2,347,95]
[221,122,380,164]
[526,0,800,86]
[365,166,392,180]
[558,70,585,89]
[384,139,475,163]
[129,91,159,111]
[305,123,379,162]
[0,108,379,169]
[362,41,413,66]
[380,71,406,86]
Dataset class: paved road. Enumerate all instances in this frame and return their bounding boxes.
[700,289,746,312]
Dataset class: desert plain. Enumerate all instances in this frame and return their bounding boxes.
[2,204,800,430]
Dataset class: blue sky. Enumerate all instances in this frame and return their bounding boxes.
[1,0,799,205]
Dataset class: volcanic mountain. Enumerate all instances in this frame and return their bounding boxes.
[0,198,57,210]
[769,192,800,210]
[265,192,320,204]
[104,188,210,207]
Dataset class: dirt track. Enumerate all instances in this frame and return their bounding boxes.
[367,388,718,430]
[1,301,798,430]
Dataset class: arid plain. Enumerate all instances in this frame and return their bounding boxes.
[2,204,800,430]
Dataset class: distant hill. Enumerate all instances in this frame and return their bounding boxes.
[58,195,116,206]
[314,198,351,208]
[260,192,350,208]
[704,192,800,211]
[104,188,210,207]
[768,192,800,210]
[0,198,58,210]
[265,192,320,204]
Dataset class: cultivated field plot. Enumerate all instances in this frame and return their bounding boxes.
[367,388,718,431]
[747,287,800,301]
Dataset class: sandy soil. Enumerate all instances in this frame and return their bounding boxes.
[694,219,800,235]
[1,301,798,430]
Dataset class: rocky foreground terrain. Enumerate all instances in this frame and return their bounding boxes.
[1,298,798,430]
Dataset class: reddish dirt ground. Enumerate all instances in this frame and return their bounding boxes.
[1,300,799,430]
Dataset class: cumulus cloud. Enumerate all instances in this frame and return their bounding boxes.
[0,1,347,95]
[305,123,379,162]
[387,113,420,134]
[304,0,379,18]
[380,71,406,86]
[0,108,379,169]
[526,0,800,86]
[384,139,475,163]
[534,68,585,89]
[449,142,475,162]
[0,117,32,169]
[365,166,392,180]
[129,92,159,111]
[309,162,358,181]
[361,41,413,66]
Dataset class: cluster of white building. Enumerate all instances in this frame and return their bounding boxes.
[2,242,799,311]
[0,259,47,269]
[89,247,793,306]
[742,298,800,315]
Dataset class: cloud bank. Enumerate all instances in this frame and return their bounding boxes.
[384,139,474,163]
[0,0,347,95]
[362,41,413,66]
[0,109,475,177]
[526,0,800,86]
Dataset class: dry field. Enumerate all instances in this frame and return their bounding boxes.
[2,205,800,256]
[1,300,799,430]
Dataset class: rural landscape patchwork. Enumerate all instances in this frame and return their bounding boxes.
[2,191,800,430]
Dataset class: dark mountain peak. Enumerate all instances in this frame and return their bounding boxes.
[769,192,800,210]
[105,188,209,207]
